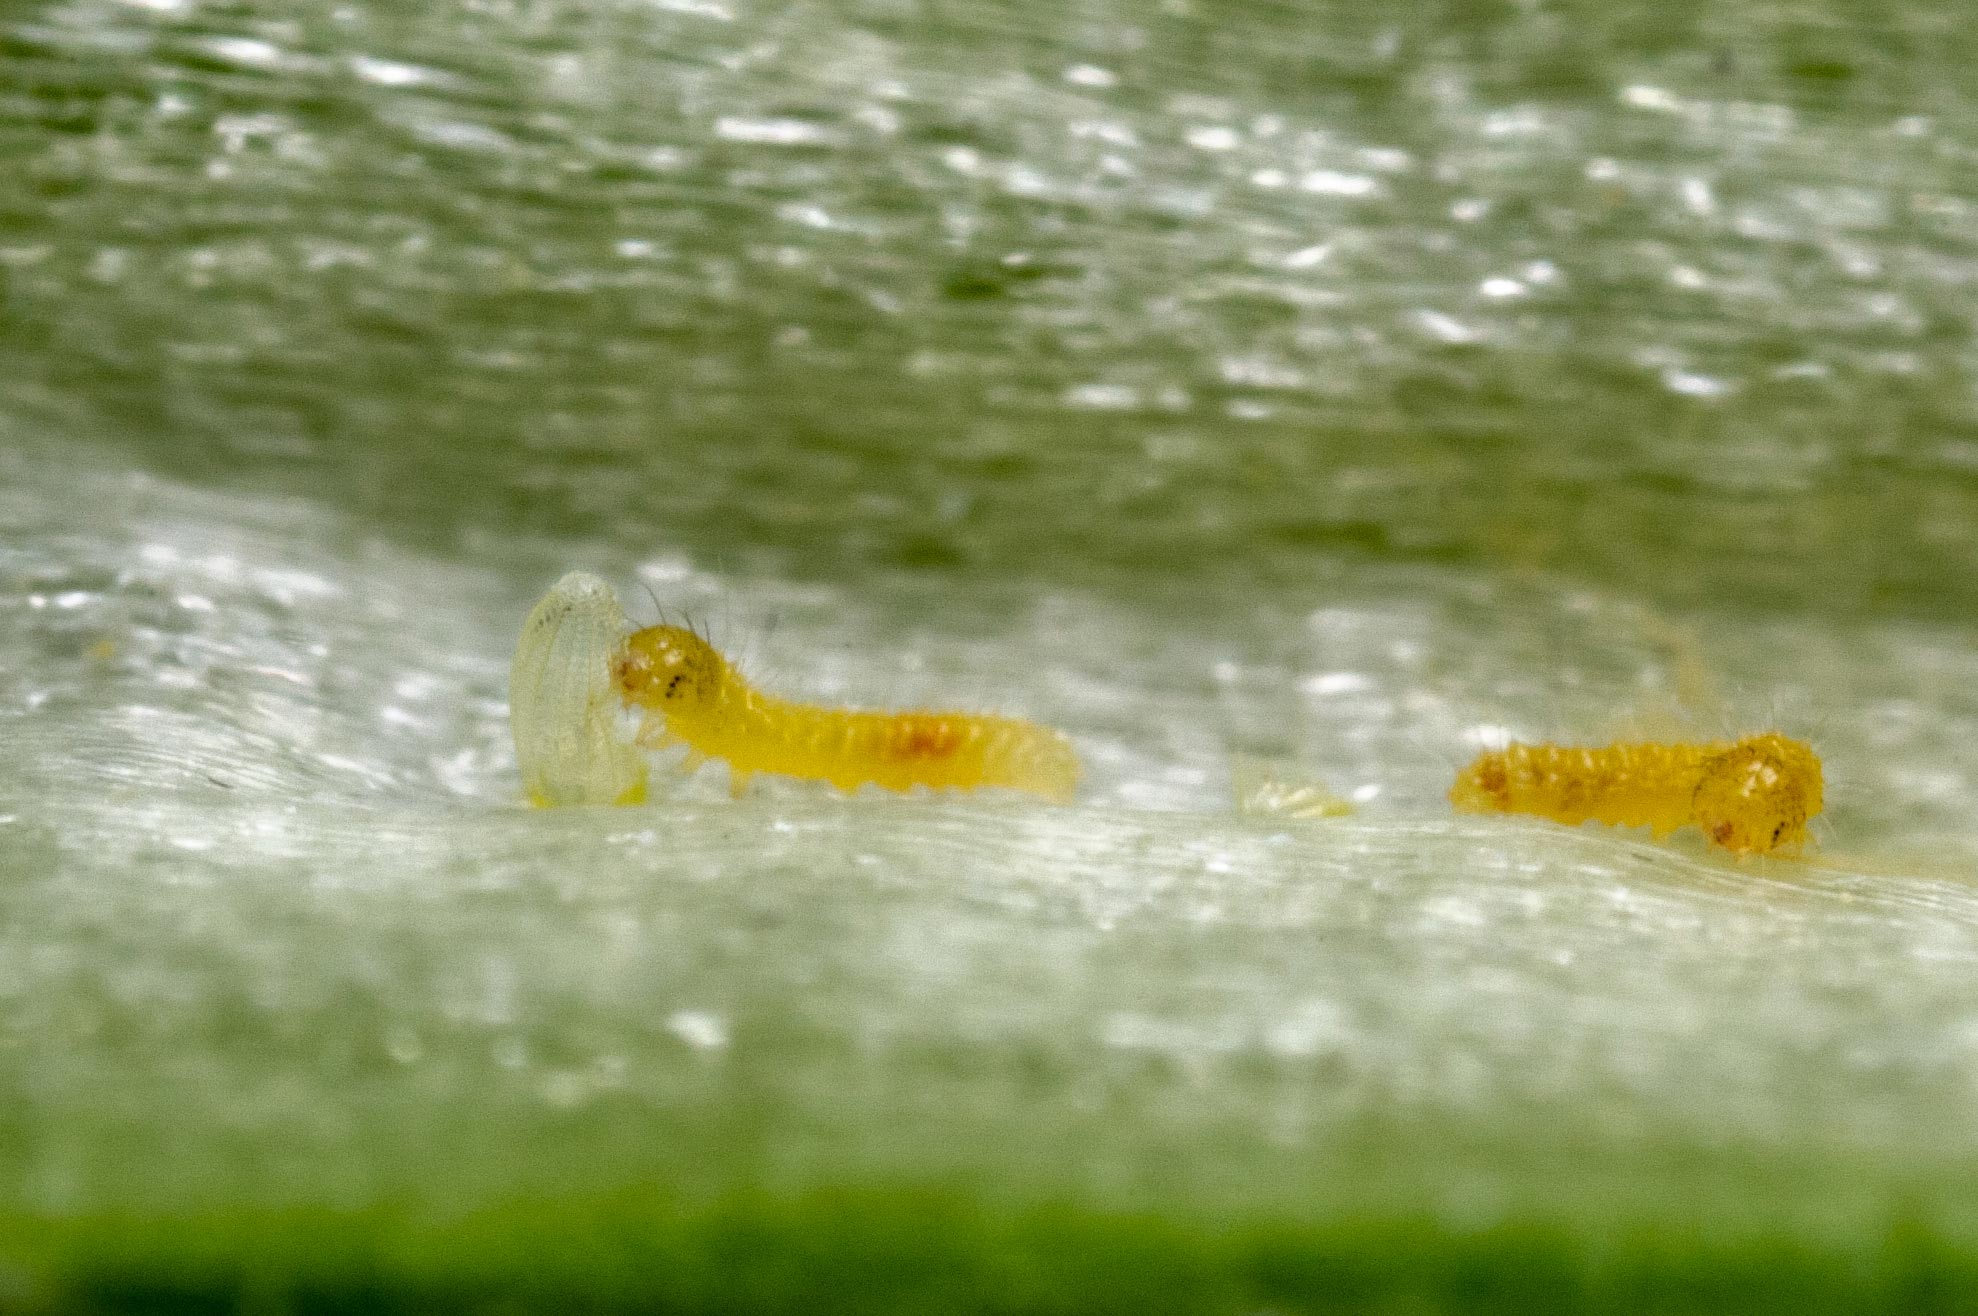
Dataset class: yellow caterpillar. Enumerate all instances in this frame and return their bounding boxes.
[1449,732,1823,855]
[508,573,1079,806]
[613,623,1080,802]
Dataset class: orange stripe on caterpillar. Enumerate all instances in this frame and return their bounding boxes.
[612,624,1080,802]
[1450,732,1823,855]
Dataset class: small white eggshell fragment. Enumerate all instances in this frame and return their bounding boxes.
[509,572,648,806]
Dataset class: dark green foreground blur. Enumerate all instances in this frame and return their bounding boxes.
[7,0,1978,1309]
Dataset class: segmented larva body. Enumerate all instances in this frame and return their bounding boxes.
[1450,732,1823,855]
[613,624,1080,802]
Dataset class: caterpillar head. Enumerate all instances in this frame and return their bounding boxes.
[612,624,725,716]
[1691,733,1824,855]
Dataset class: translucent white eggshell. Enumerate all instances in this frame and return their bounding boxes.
[508,572,648,807]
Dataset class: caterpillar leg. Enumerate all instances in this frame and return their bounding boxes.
[635,718,678,750]
[728,769,753,800]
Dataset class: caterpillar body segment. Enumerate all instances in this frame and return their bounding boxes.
[1450,741,1702,839]
[613,624,1080,802]
[1451,732,1822,856]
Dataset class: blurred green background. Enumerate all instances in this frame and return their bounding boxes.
[6,0,1978,1309]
